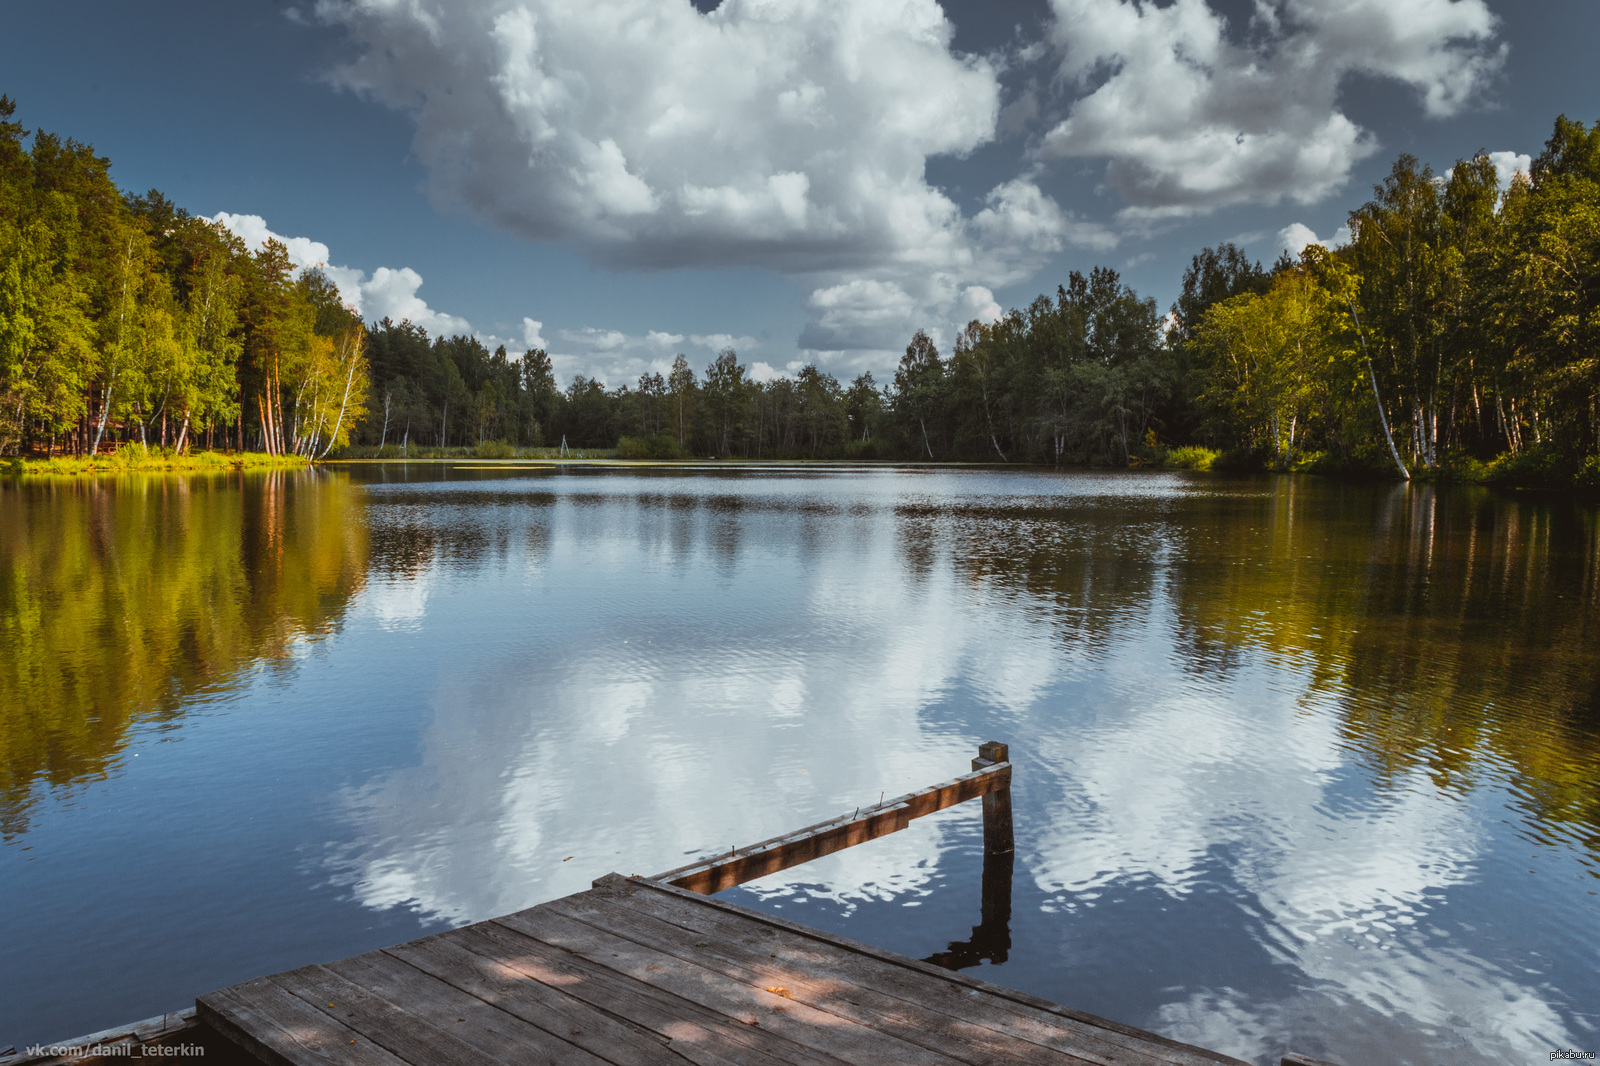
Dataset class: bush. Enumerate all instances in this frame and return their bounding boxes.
[840,438,883,460]
[474,440,515,459]
[1482,445,1573,489]
[1576,455,1600,491]
[1161,445,1219,471]
[616,434,686,460]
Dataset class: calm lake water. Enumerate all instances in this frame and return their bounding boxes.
[2,464,1597,1064]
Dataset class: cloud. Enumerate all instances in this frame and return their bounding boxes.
[361,266,474,339]
[212,211,333,272]
[535,326,761,387]
[301,0,1503,373]
[1486,150,1531,190]
[1278,221,1353,257]
[799,278,923,353]
[211,212,476,342]
[558,327,630,352]
[955,285,1002,325]
[311,0,1110,367]
[1036,0,1504,221]
[689,333,758,354]
[521,318,547,351]
[317,0,1002,274]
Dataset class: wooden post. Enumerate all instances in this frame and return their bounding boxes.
[972,741,1013,855]
[924,741,1015,971]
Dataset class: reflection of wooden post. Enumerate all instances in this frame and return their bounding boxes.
[973,741,1013,855]
[926,741,1015,970]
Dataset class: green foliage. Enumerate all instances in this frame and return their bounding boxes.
[1482,445,1574,488]
[0,99,366,459]
[1161,446,1219,471]
[1576,455,1600,491]
[616,434,686,460]
[11,446,308,476]
[474,439,515,459]
[6,98,1596,484]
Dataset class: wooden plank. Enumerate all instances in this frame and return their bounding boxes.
[322,950,613,1066]
[439,920,854,1066]
[654,761,1010,894]
[380,932,688,1066]
[496,898,977,1066]
[269,964,506,1066]
[603,879,1209,1066]
[550,882,1123,1066]
[196,979,408,1066]
[626,878,1249,1066]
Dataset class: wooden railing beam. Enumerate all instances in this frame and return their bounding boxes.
[649,743,1013,895]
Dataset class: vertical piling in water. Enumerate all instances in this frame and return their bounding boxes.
[973,741,1014,855]
[976,741,1014,964]
[925,740,1016,969]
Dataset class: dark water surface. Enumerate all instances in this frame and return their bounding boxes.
[2,464,1597,1064]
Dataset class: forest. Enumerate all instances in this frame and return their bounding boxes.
[3,91,1598,485]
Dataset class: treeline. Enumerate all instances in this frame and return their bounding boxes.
[0,95,367,458]
[1180,115,1600,481]
[358,114,1600,479]
[5,90,1598,479]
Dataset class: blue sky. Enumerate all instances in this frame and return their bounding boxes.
[3,0,1597,387]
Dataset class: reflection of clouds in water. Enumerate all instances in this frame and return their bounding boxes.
[354,573,435,632]
[330,491,1064,925]
[1028,612,1575,1061]
[327,471,1585,1064]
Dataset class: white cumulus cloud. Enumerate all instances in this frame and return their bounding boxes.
[1037,0,1504,222]
[311,0,1110,366]
[212,212,477,342]
[1487,150,1532,190]
[1278,221,1352,258]
[521,317,548,351]
[689,333,759,354]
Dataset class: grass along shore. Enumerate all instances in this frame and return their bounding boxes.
[9,446,311,476]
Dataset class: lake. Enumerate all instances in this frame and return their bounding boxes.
[2,464,1596,1065]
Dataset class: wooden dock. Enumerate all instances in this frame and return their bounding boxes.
[14,743,1302,1066]
[198,872,1247,1066]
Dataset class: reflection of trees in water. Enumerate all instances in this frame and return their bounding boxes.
[927,477,1600,857]
[366,490,554,579]
[915,498,1168,655]
[1168,478,1600,858]
[0,470,368,837]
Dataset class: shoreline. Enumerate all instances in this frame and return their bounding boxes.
[7,451,312,477]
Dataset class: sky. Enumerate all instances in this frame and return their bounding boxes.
[3,0,1598,387]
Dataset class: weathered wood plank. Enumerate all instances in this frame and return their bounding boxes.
[270,964,510,1066]
[323,950,613,1066]
[653,761,1010,894]
[196,980,408,1066]
[608,870,1203,1062]
[441,920,854,1066]
[626,878,1249,1066]
[548,881,1146,1066]
[497,899,977,1066]
[381,932,688,1066]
